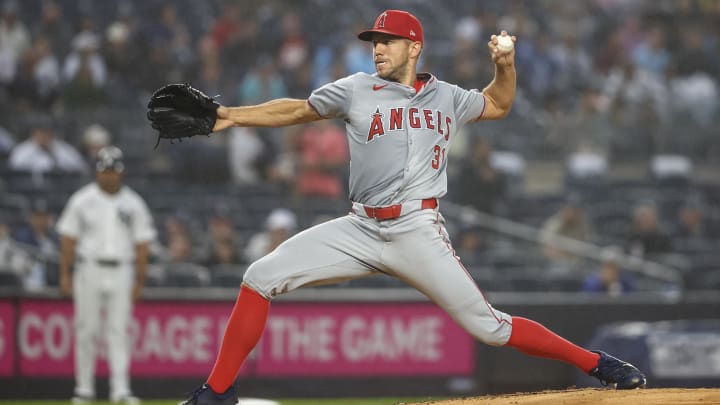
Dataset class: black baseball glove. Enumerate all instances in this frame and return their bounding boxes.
[146,83,220,147]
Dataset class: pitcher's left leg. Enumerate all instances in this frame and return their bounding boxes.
[384,211,644,388]
[383,210,512,346]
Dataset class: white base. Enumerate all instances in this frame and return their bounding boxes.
[237,399,281,405]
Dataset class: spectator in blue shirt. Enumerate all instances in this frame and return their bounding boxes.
[582,247,635,296]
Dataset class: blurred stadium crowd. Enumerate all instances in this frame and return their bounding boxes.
[1,0,719,294]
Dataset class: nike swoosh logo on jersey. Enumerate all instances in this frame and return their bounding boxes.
[372,84,389,91]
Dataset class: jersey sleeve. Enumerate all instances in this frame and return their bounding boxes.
[307,75,356,119]
[132,196,157,244]
[452,86,486,124]
[56,194,81,238]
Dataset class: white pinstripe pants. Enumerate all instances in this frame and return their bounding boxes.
[73,262,133,400]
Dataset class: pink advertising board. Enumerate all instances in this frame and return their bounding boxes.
[14,299,474,377]
[0,300,14,376]
[17,300,244,377]
[258,304,474,376]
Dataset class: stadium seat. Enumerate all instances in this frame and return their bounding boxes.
[143,265,167,288]
[548,276,584,292]
[506,275,547,292]
[468,266,512,292]
[0,192,30,221]
[672,238,720,256]
[0,270,23,288]
[685,268,720,291]
[164,263,211,288]
[210,264,247,287]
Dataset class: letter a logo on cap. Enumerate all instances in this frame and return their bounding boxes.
[376,12,387,28]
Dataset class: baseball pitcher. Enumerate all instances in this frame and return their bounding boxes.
[147,10,646,405]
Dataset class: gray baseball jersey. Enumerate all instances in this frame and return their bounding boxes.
[244,72,513,346]
[308,72,485,206]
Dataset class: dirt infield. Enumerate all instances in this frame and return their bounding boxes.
[406,388,720,405]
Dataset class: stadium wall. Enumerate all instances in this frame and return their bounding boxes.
[0,290,718,399]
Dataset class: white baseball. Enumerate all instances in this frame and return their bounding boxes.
[496,35,514,52]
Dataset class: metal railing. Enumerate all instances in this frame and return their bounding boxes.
[441,201,684,285]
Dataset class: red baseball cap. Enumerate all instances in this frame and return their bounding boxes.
[358,10,424,44]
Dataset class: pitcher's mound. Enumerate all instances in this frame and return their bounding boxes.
[407,388,720,405]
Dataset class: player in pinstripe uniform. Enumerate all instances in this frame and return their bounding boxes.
[58,146,156,405]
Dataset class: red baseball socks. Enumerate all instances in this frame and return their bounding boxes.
[207,285,270,393]
[506,316,600,373]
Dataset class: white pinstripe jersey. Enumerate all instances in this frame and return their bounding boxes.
[56,183,156,262]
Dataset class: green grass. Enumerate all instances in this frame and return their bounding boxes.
[0,398,440,405]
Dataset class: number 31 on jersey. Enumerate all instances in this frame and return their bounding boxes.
[431,144,446,169]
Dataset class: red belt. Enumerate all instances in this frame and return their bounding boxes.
[363,198,438,221]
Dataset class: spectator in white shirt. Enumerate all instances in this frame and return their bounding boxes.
[8,121,88,174]
[244,208,297,263]
[63,31,106,86]
[0,0,30,60]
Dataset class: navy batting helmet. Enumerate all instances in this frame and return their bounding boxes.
[96,145,125,173]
